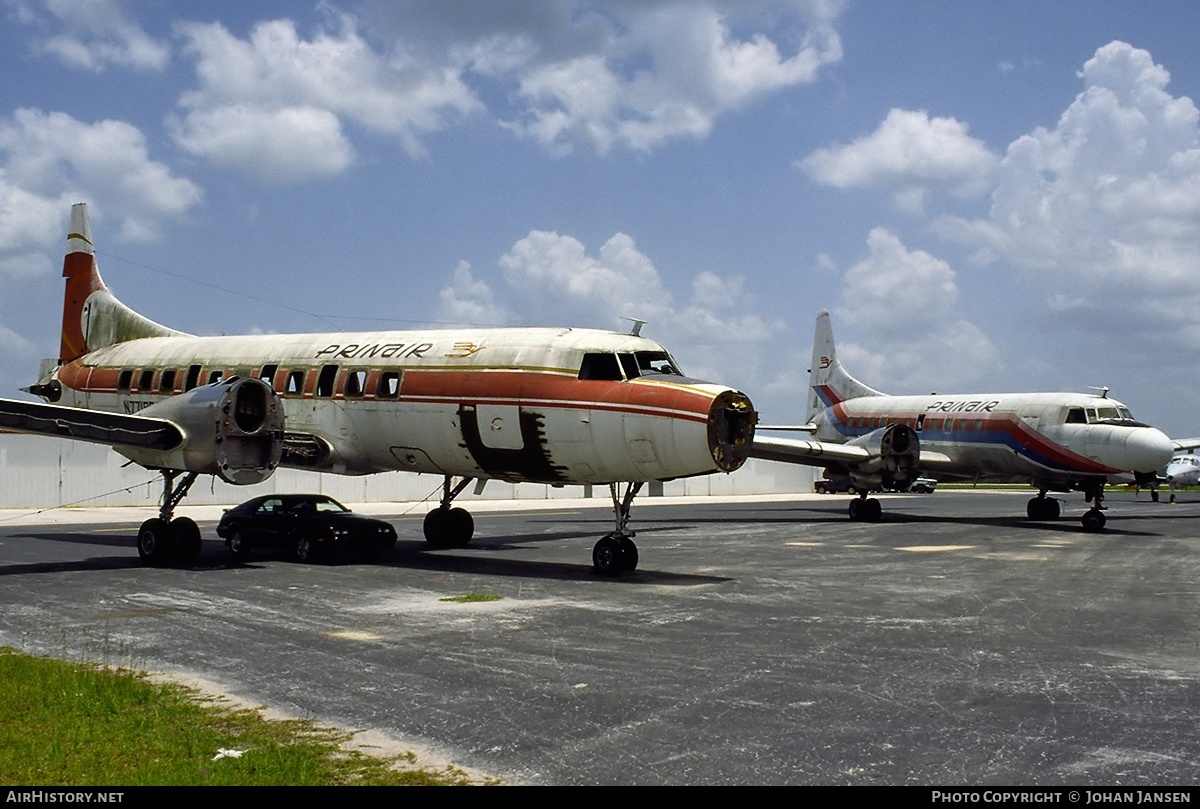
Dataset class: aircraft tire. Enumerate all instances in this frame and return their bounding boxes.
[848,499,861,520]
[137,518,174,566]
[170,517,202,567]
[1081,508,1107,532]
[864,498,882,522]
[617,536,638,572]
[446,507,474,547]
[592,535,625,576]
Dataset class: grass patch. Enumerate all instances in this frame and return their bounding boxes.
[0,646,484,786]
[439,592,503,604]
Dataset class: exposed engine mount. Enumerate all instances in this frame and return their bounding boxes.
[843,424,920,490]
[117,377,285,484]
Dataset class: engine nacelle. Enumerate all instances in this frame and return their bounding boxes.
[844,424,920,489]
[116,377,284,484]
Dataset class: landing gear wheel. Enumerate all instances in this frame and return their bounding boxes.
[1081,508,1107,532]
[617,535,638,572]
[228,530,251,559]
[137,518,174,566]
[848,498,881,522]
[1027,497,1061,521]
[424,507,475,549]
[169,517,202,567]
[592,535,626,576]
[295,535,319,563]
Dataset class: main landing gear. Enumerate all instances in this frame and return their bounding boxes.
[137,470,202,567]
[1026,491,1061,521]
[1026,487,1106,531]
[423,476,476,549]
[847,491,882,522]
[592,482,642,576]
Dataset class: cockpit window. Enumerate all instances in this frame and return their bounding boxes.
[579,352,623,381]
[636,350,681,375]
[1065,408,1086,424]
[1085,405,1140,424]
[619,354,639,380]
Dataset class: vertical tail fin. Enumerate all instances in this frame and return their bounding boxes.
[805,310,885,422]
[58,203,183,363]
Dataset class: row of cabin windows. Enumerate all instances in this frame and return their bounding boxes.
[116,364,402,399]
[848,416,988,432]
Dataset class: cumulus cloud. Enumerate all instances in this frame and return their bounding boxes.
[0,108,201,276]
[832,229,1000,392]
[16,0,169,71]
[801,108,999,211]
[935,41,1200,343]
[436,228,783,388]
[165,3,844,178]
[481,1,844,154]
[170,14,480,180]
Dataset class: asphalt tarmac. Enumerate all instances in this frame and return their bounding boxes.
[1,489,1199,785]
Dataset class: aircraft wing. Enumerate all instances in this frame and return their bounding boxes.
[750,435,871,466]
[0,397,182,450]
[1172,437,1200,452]
[751,435,953,468]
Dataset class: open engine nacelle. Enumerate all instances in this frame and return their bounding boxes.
[844,424,920,490]
[116,377,285,485]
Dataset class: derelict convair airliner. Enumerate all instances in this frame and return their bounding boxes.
[0,203,757,574]
[751,311,1175,531]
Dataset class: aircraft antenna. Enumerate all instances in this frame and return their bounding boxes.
[1088,386,1111,398]
[622,317,647,336]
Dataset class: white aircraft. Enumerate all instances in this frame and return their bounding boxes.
[1163,451,1200,502]
[751,311,1175,531]
[0,203,757,574]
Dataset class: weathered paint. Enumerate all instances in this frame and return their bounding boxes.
[21,204,757,488]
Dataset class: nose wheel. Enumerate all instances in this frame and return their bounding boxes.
[593,482,643,575]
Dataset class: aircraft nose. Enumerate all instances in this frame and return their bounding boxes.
[1125,428,1174,473]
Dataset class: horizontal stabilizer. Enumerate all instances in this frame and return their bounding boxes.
[0,397,182,450]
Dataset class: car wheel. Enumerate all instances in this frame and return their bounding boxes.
[295,535,318,563]
[228,530,251,559]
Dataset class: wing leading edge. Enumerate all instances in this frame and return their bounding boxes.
[0,397,182,450]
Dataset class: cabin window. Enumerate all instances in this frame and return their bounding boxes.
[259,364,278,387]
[159,369,176,393]
[285,370,305,396]
[185,365,201,391]
[1065,408,1086,424]
[344,370,367,398]
[137,369,154,391]
[117,370,133,392]
[579,352,623,381]
[316,365,338,397]
[377,371,402,398]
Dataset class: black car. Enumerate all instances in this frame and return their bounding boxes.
[217,494,397,562]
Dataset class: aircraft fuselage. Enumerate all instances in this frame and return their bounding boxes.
[49,326,754,486]
[814,391,1170,487]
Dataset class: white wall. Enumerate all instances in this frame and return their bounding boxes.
[0,433,815,509]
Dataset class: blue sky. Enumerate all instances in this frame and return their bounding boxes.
[3,0,1200,437]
